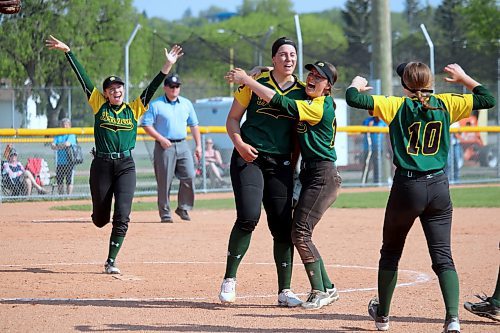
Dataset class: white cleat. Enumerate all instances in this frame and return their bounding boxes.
[278,289,303,307]
[219,278,236,304]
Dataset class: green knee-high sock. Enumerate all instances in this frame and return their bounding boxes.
[378,270,398,316]
[274,240,294,292]
[107,235,125,264]
[224,226,252,278]
[490,266,500,307]
[304,260,324,291]
[438,270,460,319]
[319,257,333,290]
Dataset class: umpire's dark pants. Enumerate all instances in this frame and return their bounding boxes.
[379,170,456,275]
[230,149,293,242]
[90,156,136,237]
[292,161,342,263]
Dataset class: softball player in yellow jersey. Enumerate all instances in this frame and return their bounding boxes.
[346,62,495,333]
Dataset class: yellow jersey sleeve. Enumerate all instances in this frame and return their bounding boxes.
[233,84,252,108]
[128,96,147,121]
[295,97,324,126]
[88,88,107,115]
[372,95,406,125]
[435,93,473,123]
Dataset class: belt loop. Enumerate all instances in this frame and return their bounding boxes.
[407,170,413,178]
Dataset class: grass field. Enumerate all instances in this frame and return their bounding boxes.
[53,186,500,211]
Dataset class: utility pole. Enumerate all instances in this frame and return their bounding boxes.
[371,0,392,96]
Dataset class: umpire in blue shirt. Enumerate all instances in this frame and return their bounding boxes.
[142,73,202,222]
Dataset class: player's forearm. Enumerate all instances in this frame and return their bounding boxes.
[65,51,94,98]
[140,71,166,106]
[241,76,275,103]
[345,87,375,110]
[472,85,496,110]
[226,117,245,147]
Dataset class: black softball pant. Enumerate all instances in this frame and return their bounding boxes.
[292,161,342,263]
[89,156,136,237]
[230,149,293,242]
[379,171,455,275]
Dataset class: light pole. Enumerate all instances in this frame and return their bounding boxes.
[124,23,141,102]
[294,15,303,81]
[420,24,435,90]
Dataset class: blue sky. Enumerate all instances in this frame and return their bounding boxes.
[133,0,443,21]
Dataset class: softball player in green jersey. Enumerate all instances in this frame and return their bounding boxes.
[219,37,308,307]
[346,62,496,333]
[226,60,342,310]
[46,35,183,274]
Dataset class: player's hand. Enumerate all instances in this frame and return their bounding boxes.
[349,76,372,92]
[165,45,183,64]
[225,68,250,85]
[45,35,70,53]
[247,65,273,77]
[235,142,258,162]
[444,63,468,83]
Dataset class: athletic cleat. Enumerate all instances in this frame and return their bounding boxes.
[464,294,500,322]
[325,286,340,306]
[278,289,302,307]
[368,297,390,331]
[104,261,121,274]
[301,290,330,310]
[443,316,460,333]
[219,278,236,304]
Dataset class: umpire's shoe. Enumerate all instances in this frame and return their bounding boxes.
[219,278,236,304]
[278,289,303,307]
[104,260,121,274]
[175,208,191,221]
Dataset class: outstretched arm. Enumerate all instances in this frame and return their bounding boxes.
[443,63,496,109]
[45,35,95,98]
[345,76,375,111]
[140,45,184,106]
[225,68,276,103]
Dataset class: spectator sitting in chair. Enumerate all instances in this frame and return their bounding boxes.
[199,138,227,187]
[2,149,47,195]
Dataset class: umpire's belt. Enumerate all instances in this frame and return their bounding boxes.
[168,138,185,143]
[397,168,444,179]
[96,150,131,160]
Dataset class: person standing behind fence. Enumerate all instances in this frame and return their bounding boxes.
[45,35,183,274]
[219,37,307,307]
[361,115,387,184]
[51,118,77,195]
[141,73,201,223]
[346,62,495,333]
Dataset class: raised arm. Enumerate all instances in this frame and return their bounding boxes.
[45,35,95,99]
[225,68,276,103]
[139,45,184,107]
[444,63,496,109]
[345,76,375,111]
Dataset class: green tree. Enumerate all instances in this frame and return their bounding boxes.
[0,0,141,127]
[238,0,293,17]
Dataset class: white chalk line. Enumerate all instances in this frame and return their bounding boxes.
[0,261,431,303]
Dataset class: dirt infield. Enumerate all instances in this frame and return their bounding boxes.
[0,191,498,332]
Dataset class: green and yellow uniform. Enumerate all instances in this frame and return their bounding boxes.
[65,51,166,270]
[346,84,495,322]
